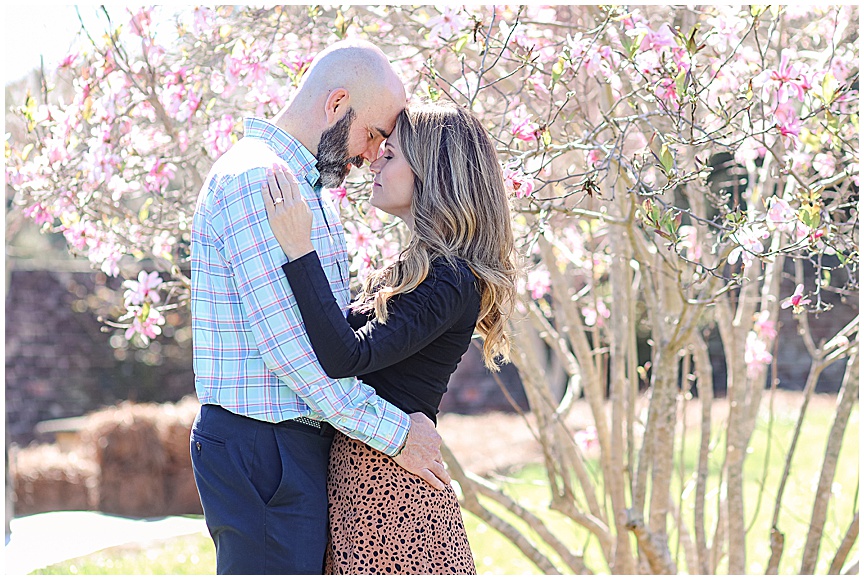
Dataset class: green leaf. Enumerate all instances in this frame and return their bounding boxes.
[334,10,349,39]
[139,198,154,223]
[205,98,216,113]
[822,71,839,105]
[750,5,769,18]
[454,34,469,53]
[541,127,551,147]
[21,143,35,161]
[798,204,821,229]
[551,57,565,88]
[685,25,701,54]
[675,67,687,98]
[659,143,674,175]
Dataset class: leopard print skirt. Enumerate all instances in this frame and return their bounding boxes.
[324,432,476,575]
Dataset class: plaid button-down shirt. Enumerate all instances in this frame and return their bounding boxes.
[191,117,409,456]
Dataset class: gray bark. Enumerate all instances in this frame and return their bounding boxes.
[800,354,859,574]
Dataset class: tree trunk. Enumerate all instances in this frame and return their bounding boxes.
[828,512,859,576]
[800,354,859,574]
[693,334,714,575]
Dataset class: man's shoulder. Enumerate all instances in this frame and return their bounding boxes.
[211,138,281,181]
[201,140,281,203]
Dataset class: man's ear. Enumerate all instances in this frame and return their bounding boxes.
[324,88,350,126]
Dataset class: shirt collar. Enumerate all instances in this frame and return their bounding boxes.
[243,117,321,188]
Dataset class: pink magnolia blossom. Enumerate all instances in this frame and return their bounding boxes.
[753,310,777,341]
[509,105,540,142]
[773,104,802,147]
[144,158,177,193]
[171,129,190,153]
[325,187,350,210]
[582,300,611,327]
[123,270,164,306]
[781,284,812,311]
[525,267,551,300]
[574,425,598,452]
[634,49,662,75]
[567,33,589,60]
[100,252,122,277]
[63,220,98,251]
[23,203,53,226]
[204,114,236,158]
[502,163,534,199]
[705,8,748,53]
[191,6,216,36]
[812,153,837,179]
[766,197,797,233]
[586,149,604,169]
[127,7,152,37]
[626,22,679,52]
[125,305,166,342]
[343,221,374,252]
[426,7,466,41]
[728,224,769,267]
[677,225,702,262]
[745,331,773,378]
[151,231,176,259]
[526,73,550,96]
[655,77,680,108]
[46,138,71,166]
[755,50,813,105]
[59,52,80,69]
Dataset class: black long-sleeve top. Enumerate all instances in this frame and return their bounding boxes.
[282,251,481,423]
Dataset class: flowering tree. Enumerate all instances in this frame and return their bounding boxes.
[7,5,859,574]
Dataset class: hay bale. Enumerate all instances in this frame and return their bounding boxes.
[156,396,202,515]
[10,444,98,515]
[80,402,168,516]
[80,402,167,471]
[156,396,198,473]
[164,470,203,515]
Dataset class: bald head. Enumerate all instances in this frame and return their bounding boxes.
[277,40,407,164]
[298,39,406,110]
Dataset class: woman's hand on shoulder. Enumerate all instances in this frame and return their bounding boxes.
[260,164,315,260]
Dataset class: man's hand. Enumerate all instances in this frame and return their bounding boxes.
[392,412,451,491]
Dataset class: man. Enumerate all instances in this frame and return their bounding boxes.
[190,39,450,575]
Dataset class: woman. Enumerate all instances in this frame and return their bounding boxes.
[260,101,517,574]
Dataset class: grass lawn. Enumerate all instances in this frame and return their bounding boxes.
[32,396,858,575]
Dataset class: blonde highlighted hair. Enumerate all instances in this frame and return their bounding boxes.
[353,101,518,370]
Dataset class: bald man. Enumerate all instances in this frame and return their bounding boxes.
[190,39,449,574]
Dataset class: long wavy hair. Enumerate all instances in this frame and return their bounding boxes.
[352,101,518,371]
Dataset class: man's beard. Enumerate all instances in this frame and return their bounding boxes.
[315,108,364,189]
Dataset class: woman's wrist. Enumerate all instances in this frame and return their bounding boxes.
[285,244,315,261]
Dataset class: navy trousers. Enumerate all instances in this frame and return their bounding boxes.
[190,404,335,575]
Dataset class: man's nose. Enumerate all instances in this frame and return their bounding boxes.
[363,141,384,163]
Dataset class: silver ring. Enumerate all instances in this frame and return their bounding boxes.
[273,198,284,204]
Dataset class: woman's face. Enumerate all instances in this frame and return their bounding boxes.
[368,128,414,225]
